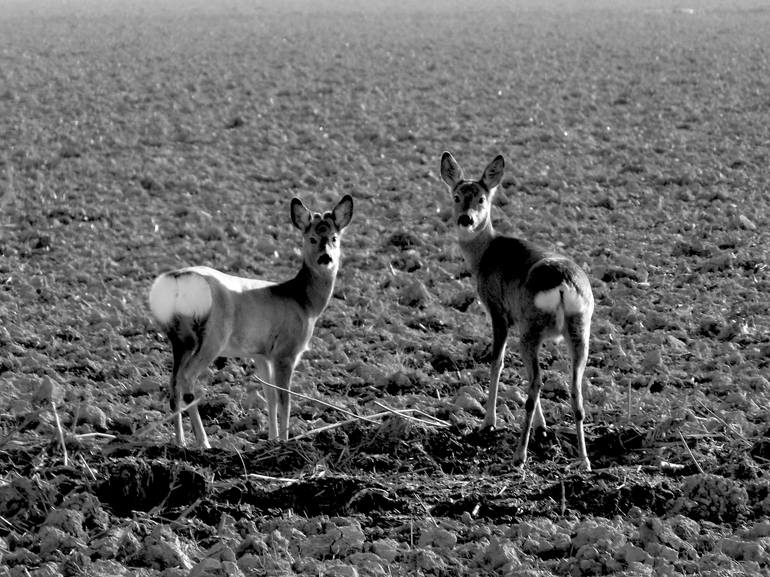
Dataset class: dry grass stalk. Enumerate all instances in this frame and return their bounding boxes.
[246,472,298,484]
[253,374,380,424]
[79,454,97,481]
[678,429,705,474]
[75,432,117,441]
[135,359,445,444]
[373,401,450,428]
[131,375,450,447]
[50,401,68,467]
[0,514,19,533]
[234,448,249,481]
[292,404,449,442]
[695,398,750,445]
[291,410,396,441]
[412,407,451,425]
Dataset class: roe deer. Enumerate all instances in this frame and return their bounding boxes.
[440,152,593,470]
[148,195,354,447]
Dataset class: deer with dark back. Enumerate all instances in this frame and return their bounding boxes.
[440,152,594,470]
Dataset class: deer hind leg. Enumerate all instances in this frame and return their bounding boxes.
[174,326,223,450]
[169,336,187,446]
[483,316,509,430]
[174,356,212,449]
[186,401,210,449]
[566,317,591,470]
[532,345,547,434]
[513,332,543,467]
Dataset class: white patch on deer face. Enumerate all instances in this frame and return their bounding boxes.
[452,182,492,240]
[304,214,341,271]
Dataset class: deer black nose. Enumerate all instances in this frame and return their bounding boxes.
[317,254,333,266]
[458,214,473,227]
[182,393,195,405]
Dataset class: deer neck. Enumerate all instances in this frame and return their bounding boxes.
[458,219,496,277]
[289,261,336,317]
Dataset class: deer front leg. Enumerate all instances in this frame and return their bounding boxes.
[262,381,279,441]
[513,333,542,467]
[273,359,295,442]
[252,358,277,440]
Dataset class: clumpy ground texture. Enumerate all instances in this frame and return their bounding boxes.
[1,0,769,575]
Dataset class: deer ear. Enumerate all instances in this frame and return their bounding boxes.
[481,155,505,190]
[291,198,312,231]
[440,151,464,188]
[332,194,354,231]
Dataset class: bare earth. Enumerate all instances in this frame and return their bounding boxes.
[1,1,769,575]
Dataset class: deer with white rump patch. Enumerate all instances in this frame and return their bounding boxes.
[148,195,354,448]
[440,152,594,470]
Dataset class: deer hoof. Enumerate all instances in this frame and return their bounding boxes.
[567,458,591,472]
[479,417,497,431]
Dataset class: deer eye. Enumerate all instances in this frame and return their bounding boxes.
[478,197,485,204]
[332,235,338,243]
[310,238,318,245]
[453,195,460,203]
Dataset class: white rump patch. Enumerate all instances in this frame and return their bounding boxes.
[533,287,560,312]
[562,285,586,314]
[149,272,212,325]
[534,284,586,315]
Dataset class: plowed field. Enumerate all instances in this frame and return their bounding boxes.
[1,1,769,575]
